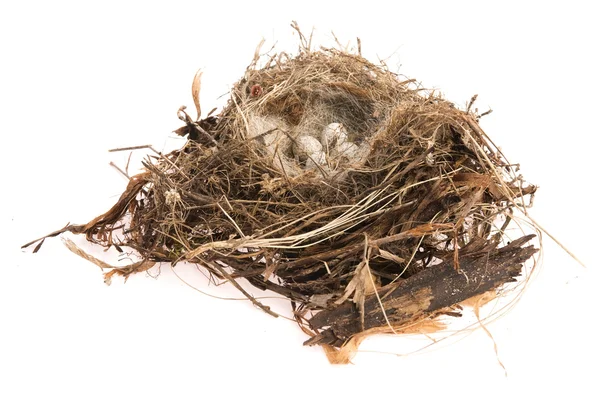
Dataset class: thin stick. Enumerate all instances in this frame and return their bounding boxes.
[208,261,279,318]
[149,146,190,181]
[109,145,152,152]
[109,161,129,179]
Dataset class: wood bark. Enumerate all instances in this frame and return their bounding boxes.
[306,234,537,346]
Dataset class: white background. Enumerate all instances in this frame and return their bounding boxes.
[1,1,597,399]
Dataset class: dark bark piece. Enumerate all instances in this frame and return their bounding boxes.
[306,235,537,346]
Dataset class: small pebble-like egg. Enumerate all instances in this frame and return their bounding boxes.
[305,150,327,170]
[336,141,360,159]
[336,141,371,164]
[293,135,323,162]
[321,123,348,151]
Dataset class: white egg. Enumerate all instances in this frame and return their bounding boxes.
[336,141,370,164]
[305,150,327,170]
[337,141,359,158]
[321,123,348,151]
[293,135,323,162]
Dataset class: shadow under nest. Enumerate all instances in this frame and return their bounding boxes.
[25,45,538,360]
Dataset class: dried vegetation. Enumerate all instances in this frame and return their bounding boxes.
[24,25,539,362]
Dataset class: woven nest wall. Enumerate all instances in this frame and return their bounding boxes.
[25,34,538,363]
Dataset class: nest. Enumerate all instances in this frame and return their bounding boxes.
[25,31,538,363]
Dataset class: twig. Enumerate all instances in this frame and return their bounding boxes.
[109,145,152,152]
[109,161,129,179]
[208,260,279,318]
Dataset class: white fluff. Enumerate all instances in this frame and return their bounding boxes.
[321,123,348,151]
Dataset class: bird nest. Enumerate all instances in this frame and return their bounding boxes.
[25,31,538,363]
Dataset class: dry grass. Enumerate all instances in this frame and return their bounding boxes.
[24,28,539,362]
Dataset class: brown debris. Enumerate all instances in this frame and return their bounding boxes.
[24,33,539,363]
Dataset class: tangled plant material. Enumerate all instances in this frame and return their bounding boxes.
[25,29,539,363]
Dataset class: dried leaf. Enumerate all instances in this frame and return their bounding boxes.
[192,69,203,121]
[334,259,372,330]
[323,319,447,364]
[250,38,265,68]
[33,238,45,253]
[335,261,364,305]
[309,293,335,308]
[62,238,114,270]
[377,248,405,265]
[263,254,278,282]
[173,125,190,137]
[62,238,155,286]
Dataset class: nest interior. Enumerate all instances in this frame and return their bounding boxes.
[25,38,538,361]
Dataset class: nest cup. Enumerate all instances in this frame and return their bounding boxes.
[25,38,538,363]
